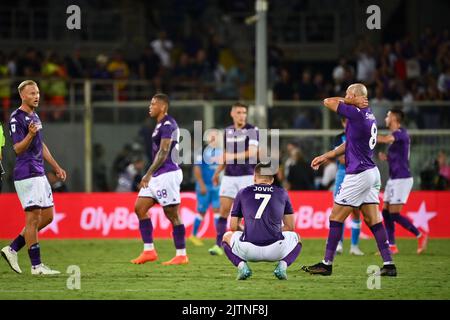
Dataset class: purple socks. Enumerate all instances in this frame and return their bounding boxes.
[173,224,186,249]
[222,242,244,267]
[28,243,41,267]
[10,234,26,252]
[216,217,227,247]
[324,220,344,263]
[282,243,302,266]
[139,218,154,244]
[370,222,393,264]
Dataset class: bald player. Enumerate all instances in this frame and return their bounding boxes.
[302,83,397,277]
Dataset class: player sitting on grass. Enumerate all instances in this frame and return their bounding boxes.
[222,162,302,280]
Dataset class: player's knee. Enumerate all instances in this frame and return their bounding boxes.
[222,231,233,245]
[26,214,40,227]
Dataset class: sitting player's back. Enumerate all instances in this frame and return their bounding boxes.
[233,183,292,246]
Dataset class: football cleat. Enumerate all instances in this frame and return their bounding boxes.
[378,264,397,277]
[31,264,60,275]
[162,255,189,265]
[1,246,22,274]
[131,250,158,264]
[273,262,288,280]
[417,232,428,254]
[301,262,332,276]
[350,246,365,256]
[188,236,204,247]
[208,244,224,256]
[236,262,252,280]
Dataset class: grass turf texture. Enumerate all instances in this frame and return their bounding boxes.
[0,239,449,300]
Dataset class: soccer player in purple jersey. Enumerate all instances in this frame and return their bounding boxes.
[302,83,397,276]
[1,80,67,275]
[222,162,302,280]
[130,93,188,265]
[378,109,428,254]
[208,102,259,256]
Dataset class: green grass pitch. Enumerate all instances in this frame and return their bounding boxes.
[0,239,449,300]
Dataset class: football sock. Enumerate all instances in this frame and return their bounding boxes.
[351,218,361,246]
[139,218,154,245]
[391,213,420,237]
[192,214,203,237]
[324,221,344,264]
[10,234,26,253]
[370,222,393,264]
[173,224,186,250]
[216,217,227,247]
[222,242,243,267]
[382,209,396,245]
[282,242,302,266]
[28,243,41,267]
[143,243,154,251]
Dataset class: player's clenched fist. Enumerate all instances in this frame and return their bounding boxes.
[28,122,39,136]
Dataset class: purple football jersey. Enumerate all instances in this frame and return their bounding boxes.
[9,108,45,181]
[337,102,377,174]
[231,184,294,246]
[224,123,259,176]
[151,114,180,177]
[387,128,411,179]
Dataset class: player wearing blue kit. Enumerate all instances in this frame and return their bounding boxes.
[302,83,397,276]
[1,80,67,275]
[378,109,428,254]
[209,103,259,256]
[222,162,302,280]
[131,93,188,266]
[189,129,222,246]
[334,118,364,256]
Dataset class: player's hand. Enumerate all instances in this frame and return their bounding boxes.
[311,155,327,171]
[55,167,67,181]
[212,173,219,186]
[353,96,368,108]
[199,183,207,195]
[140,174,151,189]
[378,152,387,161]
[28,122,39,136]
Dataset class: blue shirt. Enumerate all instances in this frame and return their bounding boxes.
[194,145,222,187]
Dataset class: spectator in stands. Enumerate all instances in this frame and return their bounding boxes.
[115,155,145,192]
[107,51,130,101]
[295,70,316,100]
[437,150,450,185]
[41,52,68,120]
[65,48,88,79]
[151,31,173,69]
[285,148,315,190]
[317,159,337,191]
[273,68,295,100]
[0,52,11,121]
[372,85,391,128]
[138,45,162,84]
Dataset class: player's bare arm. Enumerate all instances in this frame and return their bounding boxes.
[42,143,67,181]
[230,216,243,232]
[212,163,225,186]
[140,137,171,188]
[13,122,39,155]
[323,96,368,112]
[377,134,395,144]
[193,165,207,194]
[282,214,295,232]
[311,142,346,170]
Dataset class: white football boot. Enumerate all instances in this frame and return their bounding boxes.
[31,263,61,275]
[350,245,365,256]
[1,246,22,274]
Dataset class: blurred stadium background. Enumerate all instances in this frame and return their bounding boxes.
[0,0,449,194]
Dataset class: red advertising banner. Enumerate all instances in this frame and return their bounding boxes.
[0,192,448,239]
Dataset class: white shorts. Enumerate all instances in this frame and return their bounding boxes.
[335,167,381,208]
[383,177,413,205]
[14,176,54,210]
[219,175,254,199]
[230,231,300,262]
[138,169,182,206]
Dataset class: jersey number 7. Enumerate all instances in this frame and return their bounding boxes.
[254,193,272,219]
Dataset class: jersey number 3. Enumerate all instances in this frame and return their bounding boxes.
[254,193,272,219]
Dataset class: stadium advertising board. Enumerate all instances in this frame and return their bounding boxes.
[0,192,447,238]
